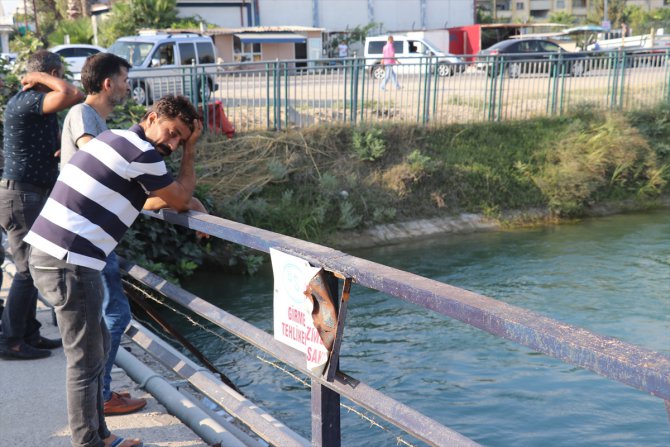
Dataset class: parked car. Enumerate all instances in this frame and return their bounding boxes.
[0,52,17,67]
[364,34,466,78]
[49,44,106,74]
[107,32,219,104]
[477,38,588,77]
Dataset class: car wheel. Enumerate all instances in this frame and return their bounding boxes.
[437,63,453,77]
[372,64,385,80]
[570,60,585,77]
[131,81,149,105]
[507,62,522,78]
[198,80,212,102]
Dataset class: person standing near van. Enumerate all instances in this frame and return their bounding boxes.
[381,35,401,91]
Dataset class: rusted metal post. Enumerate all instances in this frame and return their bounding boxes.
[311,379,341,447]
[326,276,351,382]
[311,272,341,447]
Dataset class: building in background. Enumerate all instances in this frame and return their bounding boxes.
[0,1,13,54]
[475,0,667,22]
[176,0,475,31]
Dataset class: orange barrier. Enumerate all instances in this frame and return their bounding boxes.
[205,100,234,138]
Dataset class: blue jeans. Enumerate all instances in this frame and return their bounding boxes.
[0,186,46,346]
[101,251,131,401]
[30,247,111,447]
[381,65,400,90]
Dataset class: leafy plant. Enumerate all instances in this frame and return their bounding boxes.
[529,113,664,215]
[352,128,386,161]
[48,18,94,46]
[407,149,433,173]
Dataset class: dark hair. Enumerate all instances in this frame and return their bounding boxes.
[25,50,62,74]
[81,53,131,94]
[142,95,198,132]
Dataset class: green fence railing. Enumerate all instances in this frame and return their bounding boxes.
[129,48,670,132]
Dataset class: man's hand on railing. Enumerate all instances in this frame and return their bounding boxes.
[143,195,211,239]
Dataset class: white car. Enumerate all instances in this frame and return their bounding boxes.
[49,44,106,74]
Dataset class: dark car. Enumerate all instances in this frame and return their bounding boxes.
[477,38,588,78]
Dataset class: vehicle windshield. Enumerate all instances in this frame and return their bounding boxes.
[108,41,154,67]
[420,38,443,54]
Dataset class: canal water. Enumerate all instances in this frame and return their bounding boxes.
[179,210,670,447]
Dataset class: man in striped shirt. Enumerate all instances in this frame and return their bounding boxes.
[25,95,203,447]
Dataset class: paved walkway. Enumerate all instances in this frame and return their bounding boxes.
[0,262,209,447]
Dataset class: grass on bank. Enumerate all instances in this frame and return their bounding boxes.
[117,104,670,279]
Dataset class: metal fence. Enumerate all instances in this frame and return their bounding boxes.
[131,49,670,132]
[119,208,670,447]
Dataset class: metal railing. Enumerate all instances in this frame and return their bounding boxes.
[130,49,670,132]
[119,208,670,447]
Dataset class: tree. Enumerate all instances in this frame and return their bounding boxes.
[625,6,670,35]
[48,17,93,45]
[130,0,179,29]
[98,0,182,47]
[549,11,578,26]
[590,0,627,28]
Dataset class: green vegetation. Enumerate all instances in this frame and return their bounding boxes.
[115,105,669,280]
[1,57,668,279]
[195,105,669,252]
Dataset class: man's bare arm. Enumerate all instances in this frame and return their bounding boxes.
[149,120,203,212]
[22,72,84,114]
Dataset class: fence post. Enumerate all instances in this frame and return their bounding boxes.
[284,62,290,130]
[422,57,433,124]
[350,59,360,125]
[618,50,627,109]
[274,61,282,130]
[666,49,670,103]
[495,57,505,121]
[547,54,558,115]
[486,55,500,121]
[431,58,440,124]
[311,271,341,447]
[359,58,367,124]
[608,51,620,109]
[266,62,272,130]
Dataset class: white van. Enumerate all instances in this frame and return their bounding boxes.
[108,32,219,104]
[364,34,465,78]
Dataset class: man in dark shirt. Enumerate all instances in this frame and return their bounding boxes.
[0,50,84,359]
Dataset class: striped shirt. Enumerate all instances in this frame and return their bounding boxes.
[24,125,173,270]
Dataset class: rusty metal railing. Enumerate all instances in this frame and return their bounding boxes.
[121,208,670,446]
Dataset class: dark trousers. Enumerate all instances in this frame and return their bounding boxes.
[30,247,111,447]
[0,185,47,346]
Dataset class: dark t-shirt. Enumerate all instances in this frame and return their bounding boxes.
[2,89,60,188]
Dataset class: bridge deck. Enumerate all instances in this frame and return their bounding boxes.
[0,261,209,447]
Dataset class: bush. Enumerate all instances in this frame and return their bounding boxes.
[529,113,666,215]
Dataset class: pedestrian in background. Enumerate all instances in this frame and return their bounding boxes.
[381,35,401,91]
[338,41,348,58]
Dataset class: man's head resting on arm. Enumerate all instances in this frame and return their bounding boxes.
[139,94,199,158]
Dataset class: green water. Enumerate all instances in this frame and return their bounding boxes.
[179,210,670,446]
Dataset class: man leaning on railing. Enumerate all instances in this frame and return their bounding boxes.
[24,95,208,447]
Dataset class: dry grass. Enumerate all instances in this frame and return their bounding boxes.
[195,127,351,199]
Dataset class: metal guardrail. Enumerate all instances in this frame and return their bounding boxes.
[131,49,670,132]
[119,208,670,446]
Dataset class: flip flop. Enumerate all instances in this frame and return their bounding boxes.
[108,437,144,447]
